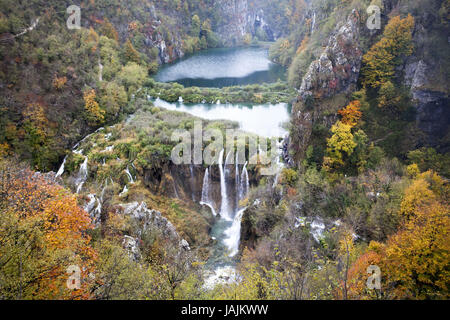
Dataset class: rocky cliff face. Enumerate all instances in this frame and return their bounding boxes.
[290,10,363,160]
[404,59,450,151]
[216,0,248,46]
[215,0,284,46]
[402,12,450,152]
[117,202,191,261]
[298,10,362,100]
[290,2,449,161]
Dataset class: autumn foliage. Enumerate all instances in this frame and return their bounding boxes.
[83,89,105,125]
[0,160,96,299]
[338,100,362,127]
[346,171,450,299]
[361,15,415,89]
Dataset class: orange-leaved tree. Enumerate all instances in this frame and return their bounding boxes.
[0,160,97,299]
[338,100,362,127]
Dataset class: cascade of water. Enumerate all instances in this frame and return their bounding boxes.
[223,207,247,257]
[218,149,232,221]
[95,198,102,216]
[95,179,108,216]
[75,156,88,194]
[55,155,67,177]
[239,162,250,202]
[272,139,284,188]
[120,185,128,196]
[84,194,97,213]
[125,166,134,184]
[98,59,103,82]
[311,11,316,34]
[224,151,233,209]
[200,167,209,203]
[200,168,217,216]
[235,152,240,208]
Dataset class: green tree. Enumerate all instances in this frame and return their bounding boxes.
[124,39,141,64]
[191,15,201,36]
[118,62,147,95]
[99,82,128,122]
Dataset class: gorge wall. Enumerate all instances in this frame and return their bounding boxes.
[289,0,449,163]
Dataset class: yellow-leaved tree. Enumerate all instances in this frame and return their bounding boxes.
[346,171,449,299]
[83,89,105,125]
[323,121,357,170]
[361,15,415,89]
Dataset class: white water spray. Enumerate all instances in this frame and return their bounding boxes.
[125,166,134,184]
[223,207,247,257]
[200,167,217,216]
[75,156,88,194]
[218,149,232,221]
[239,162,250,203]
[55,155,67,177]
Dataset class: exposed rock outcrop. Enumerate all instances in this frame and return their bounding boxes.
[215,0,284,46]
[117,202,191,260]
[299,10,362,100]
[291,10,363,161]
[403,35,450,152]
[119,201,182,242]
[216,0,248,46]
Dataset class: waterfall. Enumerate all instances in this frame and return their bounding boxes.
[98,59,103,82]
[55,155,67,177]
[200,167,217,216]
[224,150,233,206]
[125,166,134,184]
[239,162,249,202]
[120,185,128,196]
[94,179,109,216]
[75,156,88,194]
[218,149,232,221]
[311,11,316,34]
[272,138,284,188]
[84,194,96,213]
[223,207,247,257]
[95,198,102,216]
[235,153,240,209]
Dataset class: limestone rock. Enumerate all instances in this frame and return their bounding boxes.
[299,10,362,100]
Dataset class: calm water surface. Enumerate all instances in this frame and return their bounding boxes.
[153,98,290,138]
[155,46,286,88]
